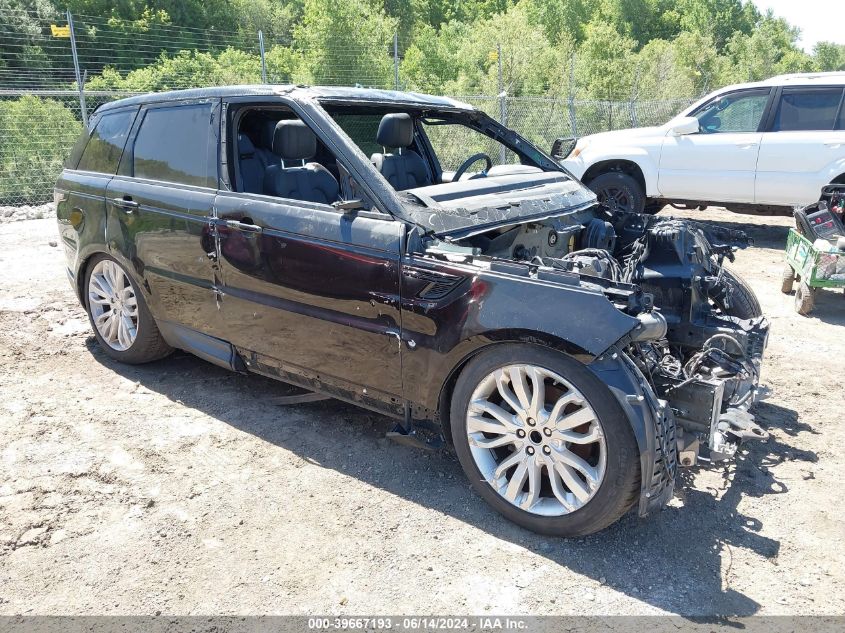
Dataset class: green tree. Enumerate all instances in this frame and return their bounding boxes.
[294,0,397,88]
[575,19,637,100]
[813,42,845,72]
[0,96,82,204]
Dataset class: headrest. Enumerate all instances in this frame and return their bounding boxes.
[238,133,256,157]
[260,120,278,149]
[376,113,414,148]
[272,120,317,161]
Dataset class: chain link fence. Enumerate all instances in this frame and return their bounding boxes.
[0,7,698,208]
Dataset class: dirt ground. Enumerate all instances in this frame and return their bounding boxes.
[0,207,843,616]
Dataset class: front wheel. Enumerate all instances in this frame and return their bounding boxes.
[588,172,646,215]
[449,344,640,537]
[710,267,762,319]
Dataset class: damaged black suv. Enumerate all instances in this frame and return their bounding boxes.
[56,86,770,536]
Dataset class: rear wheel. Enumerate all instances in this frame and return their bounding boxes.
[588,172,646,215]
[449,344,640,537]
[795,282,815,316]
[781,264,795,294]
[84,255,172,363]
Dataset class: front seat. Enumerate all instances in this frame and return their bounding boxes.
[263,120,339,204]
[370,113,431,190]
[236,133,263,194]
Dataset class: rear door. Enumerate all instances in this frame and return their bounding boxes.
[658,88,771,203]
[105,99,220,333]
[755,86,845,205]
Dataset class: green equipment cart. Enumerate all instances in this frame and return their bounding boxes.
[781,185,845,316]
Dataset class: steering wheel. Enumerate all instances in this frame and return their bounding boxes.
[452,153,493,182]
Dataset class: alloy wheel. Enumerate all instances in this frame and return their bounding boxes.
[597,186,632,212]
[465,364,607,516]
[87,259,139,351]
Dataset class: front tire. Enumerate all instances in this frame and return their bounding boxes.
[84,254,172,364]
[588,172,646,215]
[710,267,762,319]
[449,344,640,537]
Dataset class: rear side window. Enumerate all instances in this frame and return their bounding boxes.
[76,110,135,174]
[772,89,844,132]
[133,104,213,187]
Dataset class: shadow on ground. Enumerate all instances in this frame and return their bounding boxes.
[87,339,815,616]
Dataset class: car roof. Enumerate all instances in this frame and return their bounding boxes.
[95,84,475,114]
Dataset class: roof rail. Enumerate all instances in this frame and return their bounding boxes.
[767,71,845,82]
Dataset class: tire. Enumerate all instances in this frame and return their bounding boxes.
[781,264,795,294]
[587,171,646,215]
[84,254,172,364]
[449,344,640,537]
[710,267,762,319]
[795,282,815,316]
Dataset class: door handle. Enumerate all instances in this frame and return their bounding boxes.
[735,142,759,149]
[824,142,842,148]
[111,196,139,212]
[225,219,263,234]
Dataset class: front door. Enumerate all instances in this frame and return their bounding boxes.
[212,191,405,404]
[658,89,771,203]
[105,99,220,333]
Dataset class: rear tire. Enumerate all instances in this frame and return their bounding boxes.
[781,264,795,294]
[795,282,815,316]
[588,172,646,215]
[449,344,640,537]
[84,254,172,364]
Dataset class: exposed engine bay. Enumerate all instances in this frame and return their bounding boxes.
[412,175,770,467]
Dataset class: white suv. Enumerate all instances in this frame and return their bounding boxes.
[559,72,845,214]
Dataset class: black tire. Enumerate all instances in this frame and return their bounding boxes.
[795,282,815,316]
[84,254,172,364]
[710,267,762,319]
[587,171,646,215]
[781,264,795,294]
[449,344,641,537]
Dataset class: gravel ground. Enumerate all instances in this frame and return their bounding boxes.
[0,208,843,616]
[0,203,55,223]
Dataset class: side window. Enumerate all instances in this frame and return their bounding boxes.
[133,104,213,187]
[76,110,135,174]
[772,89,844,132]
[695,91,770,134]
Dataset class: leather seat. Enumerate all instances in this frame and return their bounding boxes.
[263,120,339,204]
[236,133,263,194]
[370,113,431,190]
[255,120,281,170]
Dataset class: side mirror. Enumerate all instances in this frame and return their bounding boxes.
[668,116,699,136]
[551,137,577,159]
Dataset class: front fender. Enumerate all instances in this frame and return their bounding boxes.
[401,258,642,413]
[568,146,660,196]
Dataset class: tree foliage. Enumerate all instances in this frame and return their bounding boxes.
[1,0,842,99]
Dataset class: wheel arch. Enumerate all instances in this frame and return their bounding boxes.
[435,332,593,446]
[582,159,647,194]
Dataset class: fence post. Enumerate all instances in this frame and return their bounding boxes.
[629,63,640,127]
[66,10,87,127]
[258,30,267,83]
[567,53,577,137]
[497,43,507,164]
[393,32,399,90]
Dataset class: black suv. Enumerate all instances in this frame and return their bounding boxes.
[56,85,769,536]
